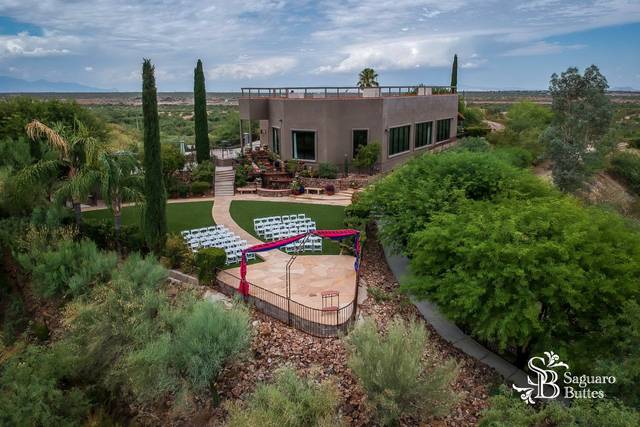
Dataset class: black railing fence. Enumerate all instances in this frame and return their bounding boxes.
[240,85,456,98]
[216,268,358,337]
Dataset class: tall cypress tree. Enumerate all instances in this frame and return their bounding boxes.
[142,59,167,253]
[194,59,210,163]
[450,54,458,92]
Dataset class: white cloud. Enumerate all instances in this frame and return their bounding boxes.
[208,57,297,80]
[314,36,462,74]
[501,41,586,56]
[0,31,77,58]
[84,66,93,71]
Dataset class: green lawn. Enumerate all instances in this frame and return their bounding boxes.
[83,201,215,234]
[229,200,346,255]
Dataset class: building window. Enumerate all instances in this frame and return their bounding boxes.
[292,130,315,161]
[388,125,410,156]
[272,127,280,155]
[436,118,452,142]
[415,122,433,148]
[353,129,368,158]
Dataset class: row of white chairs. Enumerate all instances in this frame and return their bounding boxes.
[181,226,255,265]
[253,214,323,253]
[284,235,323,253]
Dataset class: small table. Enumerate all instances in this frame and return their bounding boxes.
[306,187,324,195]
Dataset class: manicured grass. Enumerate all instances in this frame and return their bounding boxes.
[83,201,214,234]
[229,200,346,255]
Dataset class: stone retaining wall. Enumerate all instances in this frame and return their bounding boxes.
[299,175,374,191]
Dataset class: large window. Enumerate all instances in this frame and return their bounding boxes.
[353,129,368,158]
[292,130,316,161]
[415,122,433,148]
[271,127,280,155]
[388,125,410,156]
[436,118,452,142]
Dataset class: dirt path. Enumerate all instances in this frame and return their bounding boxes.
[483,119,505,131]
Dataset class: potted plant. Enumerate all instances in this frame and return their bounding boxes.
[325,183,335,196]
[290,179,304,195]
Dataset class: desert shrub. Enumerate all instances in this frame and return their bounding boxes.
[0,344,91,426]
[353,142,380,174]
[225,367,342,427]
[191,160,215,183]
[195,247,227,283]
[403,197,640,371]
[163,234,193,270]
[318,162,338,179]
[347,318,458,425]
[464,125,491,137]
[628,136,640,149]
[190,180,211,196]
[505,101,553,134]
[17,238,117,298]
[356,150,556,253]
[595,300,640,409]
[64,253,248,407]
[173,301,250,392]
[493,146,535,168]
[608,151,640,195]
[82,219,145,253]
[286,159,301,175]
[479,386,640,427]
[454,136,491,152]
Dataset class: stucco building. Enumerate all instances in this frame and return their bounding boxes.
[239,86,458,172]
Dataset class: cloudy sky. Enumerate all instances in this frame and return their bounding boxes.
[1,0,639,91]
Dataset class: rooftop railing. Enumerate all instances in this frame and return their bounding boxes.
[240,85,456,98]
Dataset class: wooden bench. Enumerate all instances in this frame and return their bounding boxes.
[236,186,257,194]
[305,187,324,195]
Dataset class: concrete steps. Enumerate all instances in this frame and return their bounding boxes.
[215,166,235,196]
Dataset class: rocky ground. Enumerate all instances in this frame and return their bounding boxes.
[195,229,500,426]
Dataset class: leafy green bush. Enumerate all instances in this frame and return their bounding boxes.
[347,318,458,425]
[403,197,640,370]
[356,151,555,253]
[190,180,211,196]
[353,142,380,174]
[318,162,338,179]
[505,101,553,134]
[195,247,227,283]
[464,125,491,137]
[192,160,215,183]
[17,238,117,298]
[82,218,145,253]
[493,146,535,168]
[628,136,640,149]
[0,344,91,426]
[286,159,301,175]
[163,233,193,270]
[226,367,342,427]
[169,181,190,198]
[608,151,640,195]
[479,387,640,427]
[454,136,491,152]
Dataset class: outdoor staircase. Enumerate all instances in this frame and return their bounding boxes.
[214,166,235,196]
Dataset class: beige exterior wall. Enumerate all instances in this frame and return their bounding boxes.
[240,93,458,172]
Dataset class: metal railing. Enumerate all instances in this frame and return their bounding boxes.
[215,268,357,337]
[241,85,456,98]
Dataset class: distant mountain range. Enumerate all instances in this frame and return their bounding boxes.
[0,76,111,93]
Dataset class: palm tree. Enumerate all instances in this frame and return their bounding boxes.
[357,68,379,88]
[22,119,100,226]
[97,151,144,244]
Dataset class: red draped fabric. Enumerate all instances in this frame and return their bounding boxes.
[237,229,361,296]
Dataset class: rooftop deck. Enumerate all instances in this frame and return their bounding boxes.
[240,85,456,99]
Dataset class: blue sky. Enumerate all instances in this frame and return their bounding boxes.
[0,0,639,91]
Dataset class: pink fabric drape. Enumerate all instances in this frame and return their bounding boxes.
[237,229,361,296]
